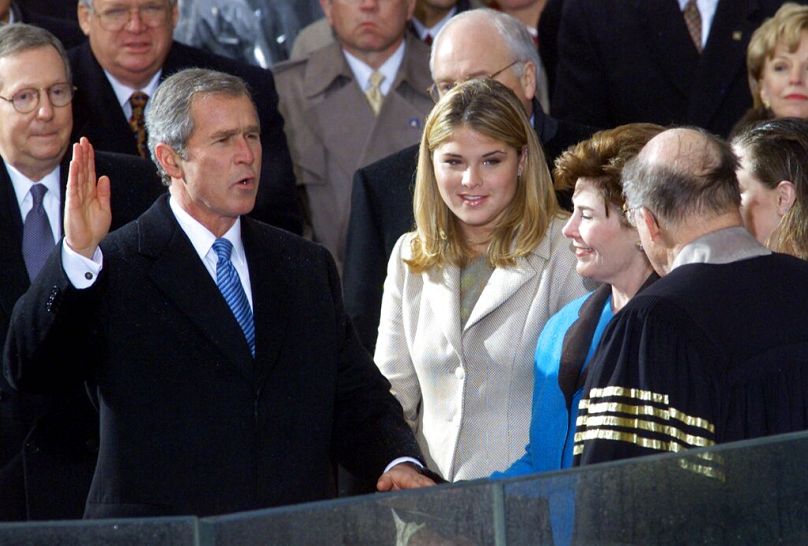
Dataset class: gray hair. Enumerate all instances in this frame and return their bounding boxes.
[145,68,255,184]
[621,127,741,227]
[430,8,541,81]
[0,23,71,84]
[78,0,178,7]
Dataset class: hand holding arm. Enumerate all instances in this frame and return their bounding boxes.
[64,137,111,258]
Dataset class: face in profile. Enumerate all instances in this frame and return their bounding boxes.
[167,93,262,234]
[759,31,808,119]
[432,124,523,244]
[562,179,642,285]
[734,144,794,244]
[78,0,179,89]
[0,45,72,180]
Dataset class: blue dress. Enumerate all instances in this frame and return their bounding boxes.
[493,289,613,478]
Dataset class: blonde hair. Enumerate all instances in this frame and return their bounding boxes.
[407,78,558,272]
[747,3,808,109]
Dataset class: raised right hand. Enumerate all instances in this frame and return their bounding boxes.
[64,137,111,258]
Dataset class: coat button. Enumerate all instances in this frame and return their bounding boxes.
[454,367,465,380]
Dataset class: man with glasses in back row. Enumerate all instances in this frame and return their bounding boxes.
[68,0,303,235]
[342,8,594,353]
[0,23,164,521]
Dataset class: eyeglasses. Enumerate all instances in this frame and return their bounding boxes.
[622,202,640,227]
[0,83,76,114]
[427,60,521,102]
[89,2,170,31]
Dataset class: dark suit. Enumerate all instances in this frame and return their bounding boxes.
[68,40,302,235]
[4,195,422,518]
[342,104,594,352]
[552,0,796,138]
[13,2,85,48]
[0,152,165,521]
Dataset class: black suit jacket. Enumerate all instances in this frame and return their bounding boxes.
[552,0,797,138]
[342,105,594,352]
[0,152,165,521]
[4,195,422,518]
[14,2,85,48]
[68,40,302,235]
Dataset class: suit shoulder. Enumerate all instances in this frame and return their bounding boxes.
[271,56,308,80]
[245,217,331,260]
[167,41,274,86]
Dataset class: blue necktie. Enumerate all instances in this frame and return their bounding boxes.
[22,184,55,281]
[212,238,256,357]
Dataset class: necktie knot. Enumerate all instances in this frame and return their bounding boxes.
[30,183,47,206]
[365,71,385,116]
[212,238,233,263]
[130,91,148,108]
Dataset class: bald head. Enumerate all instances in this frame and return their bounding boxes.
[623,127,741,228]
[429,9,539,114]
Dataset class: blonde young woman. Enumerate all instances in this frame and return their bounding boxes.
[374,79,587,481]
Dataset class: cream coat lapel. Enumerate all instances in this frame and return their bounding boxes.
[423,264,463,359]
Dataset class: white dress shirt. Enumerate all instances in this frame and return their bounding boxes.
[343,40,405,97]
[8,163,61,243]
[104,68,162,119]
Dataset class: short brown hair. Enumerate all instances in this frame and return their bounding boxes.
[553,123,664,226]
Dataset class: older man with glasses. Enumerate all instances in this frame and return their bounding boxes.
[342,8,594,355]
[0,23,164,521]
[67,0,303,235]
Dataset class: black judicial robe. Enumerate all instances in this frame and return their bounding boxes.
[574,254,808,468]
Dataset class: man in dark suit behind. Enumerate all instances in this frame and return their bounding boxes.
[69,0,302,235]
[0,23,164,521]
[551,0,797,138]
[4,68,435,519]
[343,8,594,352]
[2,0,85,47]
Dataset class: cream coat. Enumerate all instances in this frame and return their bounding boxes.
[374,218,589,480]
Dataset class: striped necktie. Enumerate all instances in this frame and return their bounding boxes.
[212,238,256,357]
[683,0,702,53]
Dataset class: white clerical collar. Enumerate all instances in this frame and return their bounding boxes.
[104,68,163,109]
[410,7,457,41]
[671,226,771,271]
[343,40,405,97]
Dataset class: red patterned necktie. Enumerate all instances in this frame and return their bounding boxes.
[129,91,149,159]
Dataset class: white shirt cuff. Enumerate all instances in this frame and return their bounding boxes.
[62,241,103,288]
[384,457,423,474]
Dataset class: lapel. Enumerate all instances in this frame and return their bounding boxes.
[0,160,28,317]
[464,245,545,331]
[70,43,137,155]
[241,218,289,382]
[140,196,256,382]
[423,264,464,359]
[636,0,699,98]
[689,0,760,127]
[304,43,377,178]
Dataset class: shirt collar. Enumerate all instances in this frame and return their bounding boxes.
[343,40,406,97]
[168,195,246,264]
[7,162,61,209]
[104,68,163,108]
[671,226,771,271]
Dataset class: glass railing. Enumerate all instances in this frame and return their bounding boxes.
[3,429,808,545]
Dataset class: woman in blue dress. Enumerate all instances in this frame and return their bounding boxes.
[493,122,663,478]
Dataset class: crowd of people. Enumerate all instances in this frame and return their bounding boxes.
[1,0,808,534]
